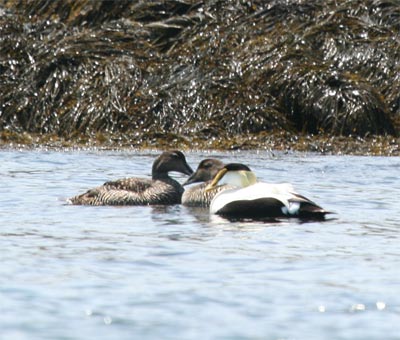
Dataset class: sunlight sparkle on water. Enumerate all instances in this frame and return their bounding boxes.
[103,316,113,325]
[376,301,386,311]
[350,303,366,312]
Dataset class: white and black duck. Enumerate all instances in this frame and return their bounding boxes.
[69,150,193,206]
[206,163,330,220]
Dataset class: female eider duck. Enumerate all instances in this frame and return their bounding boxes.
[181,158,230,207]
[69,150,193,206]
[206,163,329,220]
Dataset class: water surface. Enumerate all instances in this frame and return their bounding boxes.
[1,149,399,339]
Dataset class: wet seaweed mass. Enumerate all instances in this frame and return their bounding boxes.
[1,0,400,154]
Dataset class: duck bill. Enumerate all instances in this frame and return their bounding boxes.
[205,168,227,192]
[183,168,211,185]
[181,162,194,176]
[183,172,200,186]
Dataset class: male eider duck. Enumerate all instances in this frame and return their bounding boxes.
[206,163,329,220]
[182,158,230,207]
[69,150,193,206]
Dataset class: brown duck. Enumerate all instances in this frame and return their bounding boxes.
[69,151,193,206]
[182,158,231,208]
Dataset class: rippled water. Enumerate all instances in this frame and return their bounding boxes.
[1,149,400,340]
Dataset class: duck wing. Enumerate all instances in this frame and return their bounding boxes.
[103,178,152,192]
[69,178,183,206]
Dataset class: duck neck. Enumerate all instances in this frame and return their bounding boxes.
[152,170,170,181]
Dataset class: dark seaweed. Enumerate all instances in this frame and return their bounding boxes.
[0,0,399,144]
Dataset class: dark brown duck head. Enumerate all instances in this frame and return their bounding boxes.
[183,158,225,186]
[152,150,193,180]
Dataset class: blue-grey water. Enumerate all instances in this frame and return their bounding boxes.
[1,149,399,340]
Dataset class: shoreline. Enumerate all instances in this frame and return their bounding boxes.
[1,131,399,156]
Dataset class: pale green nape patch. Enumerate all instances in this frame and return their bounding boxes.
[219,170,257,188]
[242,170,257,186]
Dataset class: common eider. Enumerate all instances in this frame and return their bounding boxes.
[69,150,193,206]
[206,163,330,220]
[182,158,231,207]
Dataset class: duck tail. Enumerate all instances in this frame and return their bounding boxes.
[298,202,333,220]
[68,188,100,205]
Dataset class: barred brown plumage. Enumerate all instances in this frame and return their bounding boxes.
[69,151,193,206]
[182,182,228,208]
[182,159,232,208]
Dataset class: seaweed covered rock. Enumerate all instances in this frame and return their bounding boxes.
[0,0,399,143]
